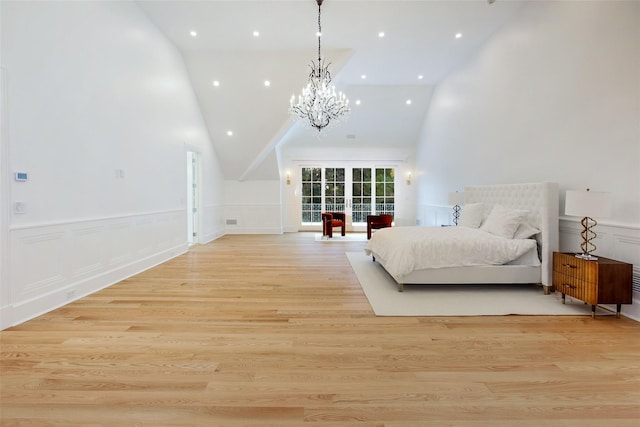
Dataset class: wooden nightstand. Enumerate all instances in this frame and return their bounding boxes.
[552,252,632,318]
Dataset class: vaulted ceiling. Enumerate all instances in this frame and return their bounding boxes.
[136,0,527,180]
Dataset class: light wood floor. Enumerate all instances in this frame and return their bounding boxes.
[2,233,639,426]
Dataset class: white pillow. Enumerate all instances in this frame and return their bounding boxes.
[458,203,485,228]
[480,205,529,239]
[513,223,540,240]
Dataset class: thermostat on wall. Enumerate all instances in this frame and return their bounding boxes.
[14,172,28,181]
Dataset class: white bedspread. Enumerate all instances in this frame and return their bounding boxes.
[364,226,538,280]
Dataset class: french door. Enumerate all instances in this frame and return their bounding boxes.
[301,166,395,228]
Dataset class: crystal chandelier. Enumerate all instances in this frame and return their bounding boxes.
[290,0,349,131]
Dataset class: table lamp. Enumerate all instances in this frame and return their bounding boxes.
[564,188,611,260]
[448,191,464,226]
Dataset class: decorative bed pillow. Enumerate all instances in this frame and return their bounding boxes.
[458,203,485,228]
[513,223,540,239]
[480,205,529,239]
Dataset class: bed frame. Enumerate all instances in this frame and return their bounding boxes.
[372,182,559,293]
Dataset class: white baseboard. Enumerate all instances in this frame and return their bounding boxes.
[199,230,225,244]
[224,227,283,234]
[0,243,187,329]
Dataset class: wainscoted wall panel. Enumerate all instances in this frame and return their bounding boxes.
[70,224,106,281]
[1,210,188,329]
[559,220,640,264]
[223,204,283,234]
[11,229,68,303]
[155,211,185,250]
[200,204,225,244]
[614,234,640,268]
[134,217,157,258]
[106,221,133,266]
[282,203,299,233]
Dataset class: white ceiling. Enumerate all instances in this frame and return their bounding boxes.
[136,0,527,180]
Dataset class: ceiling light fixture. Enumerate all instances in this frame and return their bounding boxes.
[290,0,349,132]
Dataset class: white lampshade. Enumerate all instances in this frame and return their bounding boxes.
[448,191,464,205]
[565,190,612,218]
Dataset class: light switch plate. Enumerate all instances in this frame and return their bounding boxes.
[14,202,26,214]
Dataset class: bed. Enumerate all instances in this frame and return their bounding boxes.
[365,182,559,293]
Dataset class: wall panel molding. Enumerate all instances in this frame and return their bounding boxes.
[223,204,283,235]
[200,204,225,244]
[1,210,188,329]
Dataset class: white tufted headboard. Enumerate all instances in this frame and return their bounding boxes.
[463,182,559,286]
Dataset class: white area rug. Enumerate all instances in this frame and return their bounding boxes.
[346,251,601,316]
[314,233,367,242]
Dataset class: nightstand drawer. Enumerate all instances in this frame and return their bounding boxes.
[553,272,598,304]
[553,253,598,281]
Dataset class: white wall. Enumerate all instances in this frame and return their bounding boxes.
[222,180,283,234]
[0,1,224,328]
[416,1,639,220]
[414,1,640,319]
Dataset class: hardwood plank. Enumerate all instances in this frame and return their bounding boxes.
[1,232,639,426]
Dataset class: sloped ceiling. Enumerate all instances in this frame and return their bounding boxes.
[136,0,527,180]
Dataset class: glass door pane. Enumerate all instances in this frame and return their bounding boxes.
[375,168,395,217]
[325,168,345,212]
[301,167,322,223]
[352,167,372,224]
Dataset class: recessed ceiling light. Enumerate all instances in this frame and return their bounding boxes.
[378,31,385,38]
[227,130,233,136]
[253,30,260,37]
[212,80,220,87]
[406,99,412,105]
[455,33,463,39]
[264,80,271,87]
[355,100,361,105]
[190,30,197,37]
[361,74,367,79]
[418,75,424,80]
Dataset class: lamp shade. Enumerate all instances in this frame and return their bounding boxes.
[565,190,611,218]
[448,191,464,205]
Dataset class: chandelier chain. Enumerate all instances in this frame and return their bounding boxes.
[317,2,322,63]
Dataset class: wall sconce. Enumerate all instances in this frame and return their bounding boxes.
[286,173,291,185]
[564,188,611,260]
[406,172,412,185]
